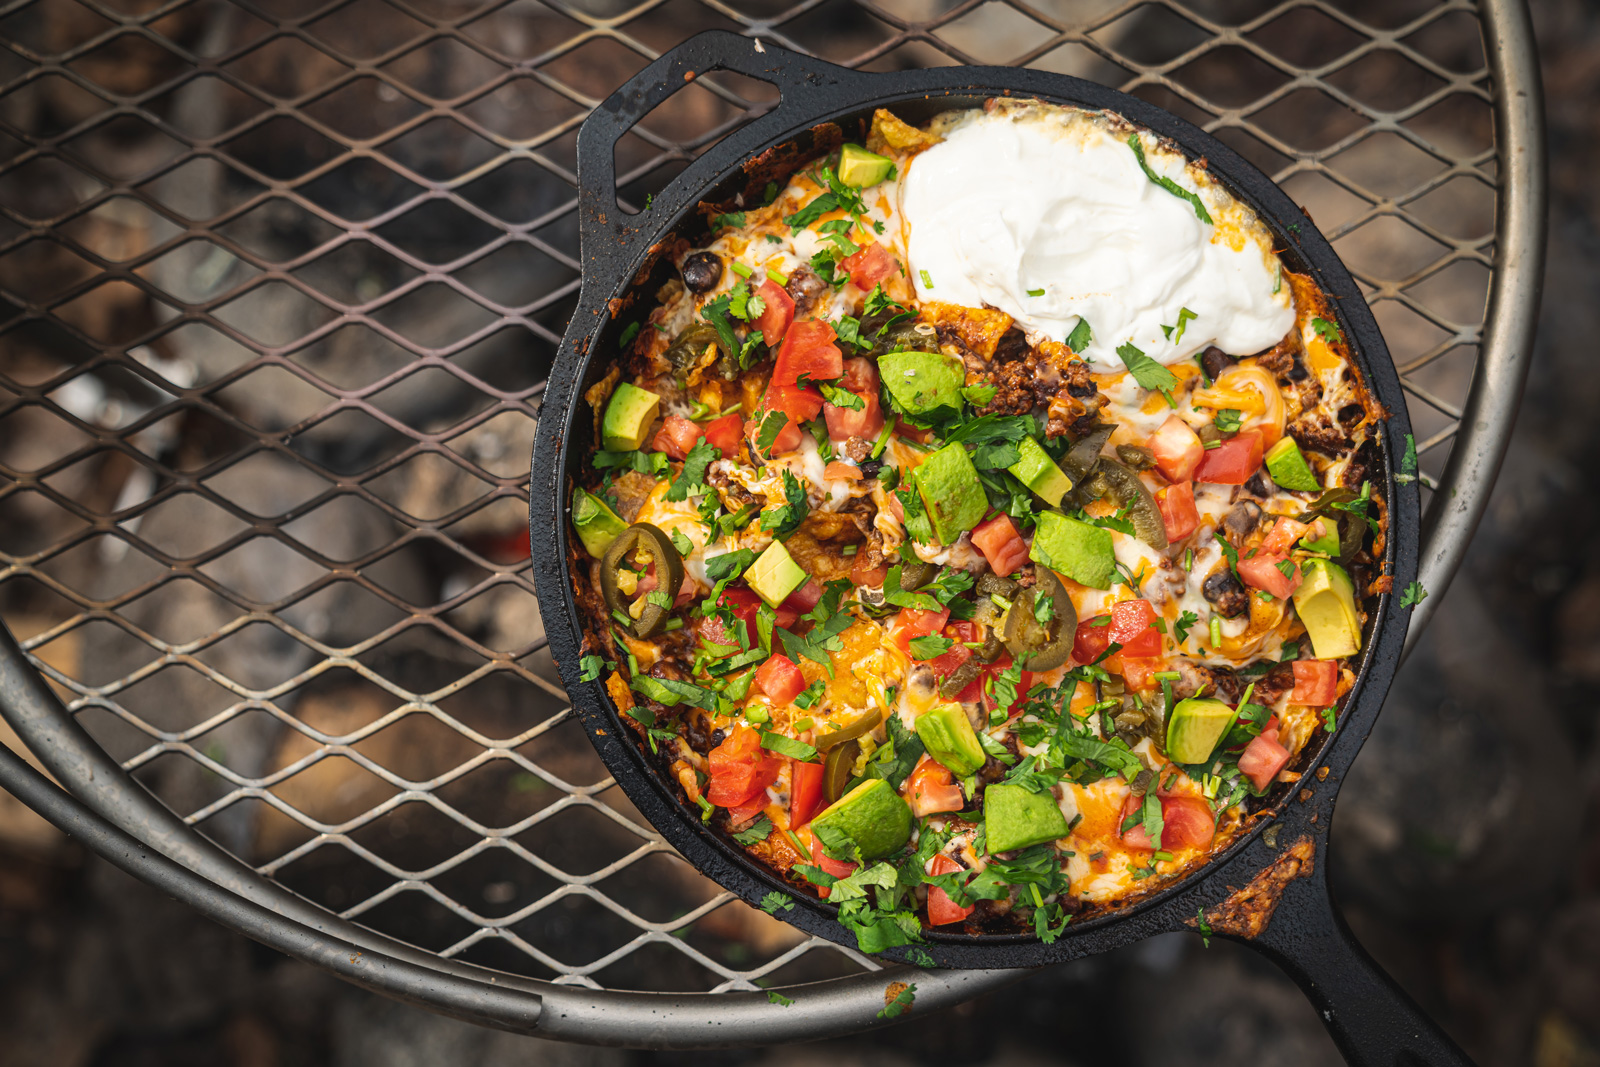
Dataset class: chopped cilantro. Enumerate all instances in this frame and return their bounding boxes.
[759,469,810,538]
[819,382,864,410]
[767,990,795,1007]
[1026,287,1045,297]
[666,440,719,502]
[1161,306,1198,345]
[1127,133,1212,225]
[756,410,789,453]
[733,815,774,845]
[578,653,609,683]
[713,211,746,229]
[1173,610,1199,644]
[760,891,794,915]
[1311,317,1343,344]
[1196,907,1212,947]
[1214,530,1239,578]
[1213,408,1243,434]
[619,322,641,348]
[1397,432,1418,484]
[1119,342,1178,404]
[760,731,818,761]
[1400,581,1427,607]
[1065,317,1092,353]
[878,983,916,1019]
[907,634,953,660]
[668,527,694,556]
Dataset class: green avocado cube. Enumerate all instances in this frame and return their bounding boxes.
[838,143,894,188]
[811,778,913,861]
[879,350,964,417]
[1293,558,1361,660]
[571,488,628,558]
[1300,519,1341,557]
[1008,435,1074,506]
[914,443,988,545]
[984,783,1069,853]
[601,382,661,452]
[914,702,986,778]
[1029,511,1116,589]
[1165,697,1237,765]
[1264,436,1321,492]
[746,541,809,607]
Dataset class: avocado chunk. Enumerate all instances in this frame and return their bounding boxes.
[1292,558,1361,659]
[746,541,809,607]
[810,777,913,861]
[571,488,628,558]
[1300,519,1341,557]
[984,783,1069,853]
[1009,435,1074,506]
[914,702,985,778]
[914,443,988,545]
[838,143,894,188]
[1029,511,1116,589]
[1264,436,1321,492]
[1165,697,1238,765]
[879,350,964,417]
[601,382,662,452]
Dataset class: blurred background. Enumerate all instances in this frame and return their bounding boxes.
[0,0,1595,1063]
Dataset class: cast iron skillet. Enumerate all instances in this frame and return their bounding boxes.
[531,30,1471,1066]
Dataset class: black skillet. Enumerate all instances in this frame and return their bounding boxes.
[530,30,1470,1066]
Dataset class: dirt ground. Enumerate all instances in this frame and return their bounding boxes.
[4,0,1600,1063]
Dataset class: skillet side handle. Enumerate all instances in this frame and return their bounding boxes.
[574,29,861,256]
[1239,857,1477,1067]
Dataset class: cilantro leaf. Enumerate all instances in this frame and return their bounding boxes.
[630,675,716,709]
[895,486,935,544]
[713,211,745,229]
[1065,317,1092,354]
[668,527,694,556]
[728,282,766,322]
[1311,317,1343,344]
[1397,432,1418,484]
[777,612,853,676]
[819,382,864,411]
[1213,408,1243,434]
[1173,609,1200,644]
[1214,529,1239,578]
[1400,581,1427,607]
[1161,306,1198,345]
[907,634,953,660]
[759,469,810,538]
[704,549,758,583]
[878,983,916,1020]
[700,294,742,358]
[767,990,795,1007]
[619,321,641,348]
[784,191,841,232]
[733,815,774,845]
[756,410,789,454]
[1127,134,1212,225]
[1118,342,1179,402]
[760,731,818,761]
[760,891,795,914]
[578,653,608,683]
[666,440,719,502]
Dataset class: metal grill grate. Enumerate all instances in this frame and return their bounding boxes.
[0,0,1529,1024]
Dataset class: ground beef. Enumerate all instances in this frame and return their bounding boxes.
[993,326,1029,363]
[1252,662,1297,707]
[707,465,758,510]
[784,266,830,319]
[1288,415,1350,457]
[1063,359,1099,400]
[841,435,872,462]
[1255,336,1299,380]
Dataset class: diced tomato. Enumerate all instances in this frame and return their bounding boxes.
[746,409,804,455]
[978,652,1033,719]
[823,386,884,441]
[1291,659,1339,706]
[1119,793,1156,851]
[1110,599,1163,658]
[634,563,696,608]
[729,798,768,826]
[888,607,950,657]
[651,415,702,460]
[772,318,841,402]
[1260,517,1311,556]
[809,834,857,898]
[754,654,807,706]
[906,755,965,817]
[1157,481,1199,543]
[779,578,823,616]
[1159,796,1217,850]
[895,419,934,444]
[702,412,744,458]
[1194,429,1265,485]
[926,852,974,926]
[926,640,973,682]
[790,759,825,829]
[717,586,797,642]
[1238,552,1301,600]
[1239,730,1292,791]
[1119,655,1167,692]
[850,553,888,589]
[971,513,1030,576]
[1072,615,1114,665]
[840,357,880,394]
[752,279,794,347]
[697,611,744,651]
[706,725,783,808]
[1147,414,1204,482]
[839,242,901,291]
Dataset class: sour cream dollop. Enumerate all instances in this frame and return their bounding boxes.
[899,107,1294,369]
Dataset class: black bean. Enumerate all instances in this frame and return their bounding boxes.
[1201,346,1237,382]
[681,251,722,293]
[1203,568,1249,619]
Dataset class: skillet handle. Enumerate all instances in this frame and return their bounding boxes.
[1239,851,1477,1067]
[574,30,864,261]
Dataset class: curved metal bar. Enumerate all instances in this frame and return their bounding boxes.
[0,619,1028,1044]
[1406,0,1547,655]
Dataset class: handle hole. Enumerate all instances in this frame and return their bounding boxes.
[611,70,781,216]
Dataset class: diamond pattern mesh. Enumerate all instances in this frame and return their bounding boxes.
[0,0,1494,993]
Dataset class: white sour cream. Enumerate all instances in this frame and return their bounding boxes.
[899,107,1294,369]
